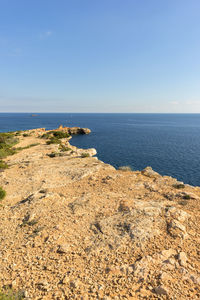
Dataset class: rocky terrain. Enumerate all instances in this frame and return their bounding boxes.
[0,127,200,299]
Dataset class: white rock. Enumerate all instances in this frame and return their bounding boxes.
[178,252,188,267]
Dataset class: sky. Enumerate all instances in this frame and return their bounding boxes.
[0,0,200,113]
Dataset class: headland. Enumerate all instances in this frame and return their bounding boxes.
[0,127,199,299]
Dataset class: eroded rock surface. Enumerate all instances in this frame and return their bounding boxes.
[0,129,200,299]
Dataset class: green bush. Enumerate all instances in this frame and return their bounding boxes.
[81,152,90,158]
[59,144,71,152]
[173,183,185,189]
[0,160,8,169]
[0,147,17,159]
[0,187,6,200]
[46,137,62,145]
[47,152,59,158]
[50,131,70,139]
[40,133,51,139]
[15,131,22,136]
[0,133,18,159]
[0,288,24,299]
[183,194,191,200]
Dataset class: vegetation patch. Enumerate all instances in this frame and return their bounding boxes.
[47,152,60,158]
[0,287,24,300]
[173,183,185,189]
[40,133,51,139]
[0,187,6,200]
[20,215,38,227]
[46,137,62,145]
[15,131,22,136]
[0,160,8,170]
[118,166,132,171]
[47,150,73,157]
[0,132,18,159]
[59,144,71,152]
[182,194,191,200]
[15,143,40,151]
[41,131,70,140]
[50,130,70,139]
[81,152,90,158]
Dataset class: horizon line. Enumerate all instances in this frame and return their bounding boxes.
[0,112,200,114]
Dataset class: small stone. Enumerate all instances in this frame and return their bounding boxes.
[190,275,200,284]
[154,285,168,296]
[161,248,176,259]
[178,252,188,267]
[11,280,17,288]
[62,275,70,284]
[37,279,49,291]
[57,243,70,253]
[70,279,80,289]
[160,272,172,282]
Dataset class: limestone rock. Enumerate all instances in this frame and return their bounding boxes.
[178,252,188,267]
[166,206,190,222]
[168,219,187,238]
[57,243,70,254]
[76,148,97,157]
[141,166,160,178]
[161,248,176,259]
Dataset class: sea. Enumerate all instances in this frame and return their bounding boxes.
[0,113,200,186]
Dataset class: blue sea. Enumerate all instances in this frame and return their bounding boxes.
[0,113,200,186]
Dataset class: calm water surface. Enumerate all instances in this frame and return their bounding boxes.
[0,113,200,186]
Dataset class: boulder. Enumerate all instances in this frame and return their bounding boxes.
[141,166,160,178]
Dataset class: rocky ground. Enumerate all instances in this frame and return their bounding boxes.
[0,128,200,299]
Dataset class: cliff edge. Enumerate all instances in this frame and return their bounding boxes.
[0,127,199,299]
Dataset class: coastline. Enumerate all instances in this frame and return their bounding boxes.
[0,127,200,299]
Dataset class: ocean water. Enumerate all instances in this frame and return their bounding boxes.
[0,113,200,186]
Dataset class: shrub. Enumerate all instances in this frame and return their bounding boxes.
[118,166,132,171]
[0,187,6,200]
[0,288,24,299]
[173,183,185,189]
[81,152,90,158]
[47,152,59,158]
[183,194,191,200]
[59,144,71,152]
[0,133,18,159]
[50,131,70,139]
[22,133,30,137]
[15,143,40,151]
[46,137,61,145]
[15,131,22,136]
[0,148,16,159]
[40,133,51,139]
[0,160,8,169]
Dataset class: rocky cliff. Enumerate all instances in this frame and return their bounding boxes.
[0,127,199,299]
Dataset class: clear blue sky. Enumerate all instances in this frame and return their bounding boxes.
[0,0,200,112]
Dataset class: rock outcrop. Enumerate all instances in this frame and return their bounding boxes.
[0,128,199,299]
[57,125,91,134]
